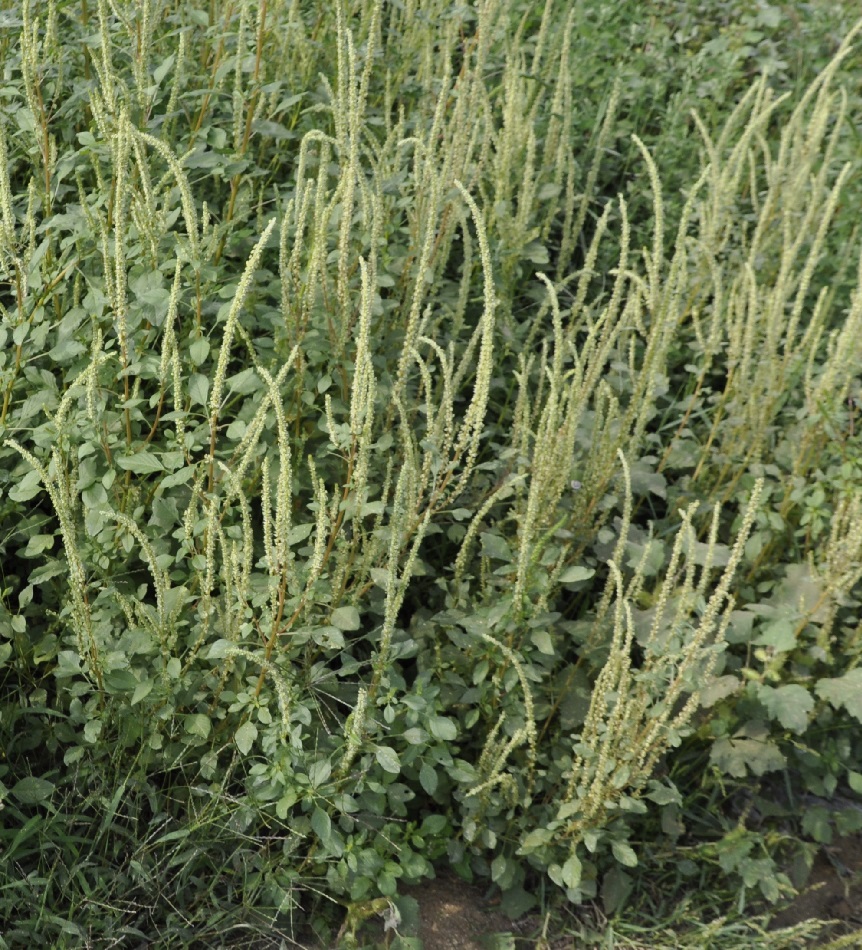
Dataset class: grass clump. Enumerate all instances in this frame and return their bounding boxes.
[0,1,861,947]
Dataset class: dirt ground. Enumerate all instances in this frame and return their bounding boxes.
[364,840,862,948]
[398,875,520,949]
[770,833,862,942]
[243,835,862,949]
[382,842,862,948]
[390,834,862,950]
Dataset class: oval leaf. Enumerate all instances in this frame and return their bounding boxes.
[611,840,639,868]
[116,452,165,474]
[561,852,583,889]
[559,566,595,584]
[235,721,257,755]
[375,745,401,774]
[12,776,55,804]
[330,606,361,631]
[311,806,332,844]
[419,763,438,795]
[185,714,211,739]
[429,716,457,741]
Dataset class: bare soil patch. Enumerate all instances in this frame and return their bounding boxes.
[238,837,862,949]
[771,833,862,942]
[399,874,516,949]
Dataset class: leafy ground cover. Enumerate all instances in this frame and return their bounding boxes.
[1,0,861,947]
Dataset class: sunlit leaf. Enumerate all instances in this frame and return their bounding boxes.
[235,721,258,755]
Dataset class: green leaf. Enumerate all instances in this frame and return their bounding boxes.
[772,563,829,622]
[64,746,84,766]
[235,721,258,755]
[253,119,295,142]
[709,736,786,777]
[82,484,108,507]
[49,337,86,362]
[816,670,862,722]
[375,745,401,774]
[159,465,195,489]
[188,373,210,406]
[309,760,332,787]
[561,852,583,888]
[645,781,681,806]
[129,270,165,300]
[419,763,438,795]
[153,52,176,85]
[331,606,360,631]
[84,719,102,743]
[558,565,595,584]
[524,241,549,264]
[8,469,43,502]
[499,884,536,918]
[802,806,833,844]
[420,814,447,835]
[276,92,306,111]
[160,453,185,474]
[131,680,153,706]
[699,675,740,707]
[29,560,67,585]
[185,714,211,739]
[754,6,781,28]
[531,629,554,655]
[480,532,513,561]
[472,658,489,685]
[226,419,246,440]
[116,452,165,474]
[753,618,796,652]
[287,523,314,545]
[185,147,226,171]
[312,626,345,649]
[11,777,55,804]
[311,806,332,844]
[519,827,554,853]
[611,840,638,868]
[756,683,813,733]
[428,716,457,741]
[602,867,633,915]
[189,338,210,365]
[447,759,479,783]
[848,770,862,794]
[23,534,54,556]
[104,669,138,693]
[206,639,232,660]
[537,182,562,201]
[370,567,391,589]
[225,367,260,395]
[834,808,862,837]
[276,791,298,819]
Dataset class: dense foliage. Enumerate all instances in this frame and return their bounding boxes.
[0,1,861,946]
